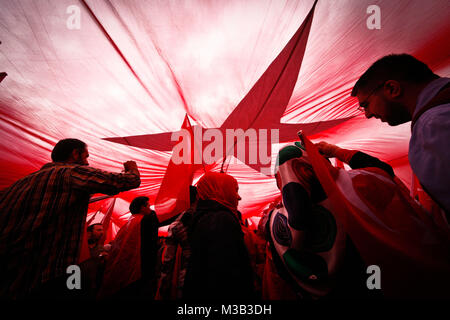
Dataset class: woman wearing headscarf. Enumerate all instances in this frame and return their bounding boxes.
[183,172,255,300]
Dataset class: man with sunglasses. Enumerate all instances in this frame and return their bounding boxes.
[351,54,450,223]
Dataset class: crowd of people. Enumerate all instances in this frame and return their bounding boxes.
[0,54,449,300]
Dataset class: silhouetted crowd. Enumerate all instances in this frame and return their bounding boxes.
[1,54,449,300]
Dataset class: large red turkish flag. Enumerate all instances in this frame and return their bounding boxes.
[155,114,196,221]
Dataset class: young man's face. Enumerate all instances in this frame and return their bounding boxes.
[357,82,410,126]
[140,201,152,215]
[73,147,90,165]
[90,224,104,241]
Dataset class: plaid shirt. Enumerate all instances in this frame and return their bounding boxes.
[0,162,140,298]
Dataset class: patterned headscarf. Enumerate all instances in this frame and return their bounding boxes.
[196,172,239,213]
[269,143,347,298]
[275,145,315,195]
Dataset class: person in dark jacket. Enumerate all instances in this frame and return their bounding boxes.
[98,196,177,299]
[183,172,255,300]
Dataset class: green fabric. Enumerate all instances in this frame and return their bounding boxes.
[275,145,303,171]
[294,141,306,151]
[283,249,328,281]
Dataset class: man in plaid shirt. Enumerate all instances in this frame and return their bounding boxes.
[0,138,141,299]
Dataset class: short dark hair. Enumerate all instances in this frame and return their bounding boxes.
[51,138,87,162]
[87,223,103,233]
[129,196,149,214]
[351,54,438,96]
[189,186,198,205]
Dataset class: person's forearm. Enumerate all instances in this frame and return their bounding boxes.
[158,213,180,227]
[348,152,394,177]
[333,147,358,164]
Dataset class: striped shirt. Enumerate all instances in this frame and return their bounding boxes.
[0,162,140,298]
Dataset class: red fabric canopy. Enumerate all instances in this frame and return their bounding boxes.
[1,0,449,239]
